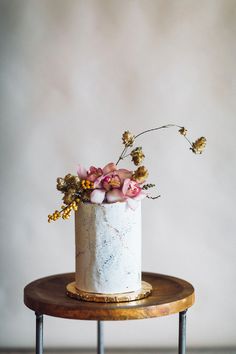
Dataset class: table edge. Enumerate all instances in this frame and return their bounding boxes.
[24,272,195,321]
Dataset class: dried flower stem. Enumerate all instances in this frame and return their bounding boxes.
[182,135,193,147]
[122,153,131,159]
[146,195,161,199]
[116,146,129,165]
[134,124,181,139]
[116,124,192,165]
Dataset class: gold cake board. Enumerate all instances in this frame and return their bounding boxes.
[66,281,152,303]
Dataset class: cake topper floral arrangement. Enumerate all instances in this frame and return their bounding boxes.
[48,124,206,222]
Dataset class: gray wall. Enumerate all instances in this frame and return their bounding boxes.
[0,0,235,348]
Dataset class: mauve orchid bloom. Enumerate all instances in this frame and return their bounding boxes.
[92,162,117,188]
[102,162,117,175]
[106,178,146,208]
[122,179,141,198]
[102,174,121,191]
[122,178,147,210]
[77,164,87,179]
[87,166,103,182]
[115,169,133,183]
[77,163,146,208]
[94,166,132,189]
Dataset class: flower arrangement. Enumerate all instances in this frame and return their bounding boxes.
[48,124,206,222]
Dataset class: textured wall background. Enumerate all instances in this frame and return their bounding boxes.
[0,0,236,348]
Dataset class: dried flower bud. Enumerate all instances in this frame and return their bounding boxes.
[64,174,73,182]
[179,127,187,136]
[56,177,66,191]
[191,137,207,154]
[131,147,145,166]
[57,174,81,194]
[63,195,72,205]
[63,192,75,205]
[67,187,76,195]
[69,175,81,188]
[122,131,135,147]
[133,166,149,184]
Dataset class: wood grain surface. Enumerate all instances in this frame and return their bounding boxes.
[24,272,195,321]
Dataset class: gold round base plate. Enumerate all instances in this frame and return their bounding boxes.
[66,281,152,303]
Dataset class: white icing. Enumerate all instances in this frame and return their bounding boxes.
[75,202,141,294]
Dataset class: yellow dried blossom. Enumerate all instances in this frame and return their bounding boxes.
[133,166,149,184]
[122,131,135,147]
[48,199,80,222]
[131,147,145,166]
[81,179,94,190]
[56,177,66,191]
[191,137,207,154]
[62,204,72,219]
[179,127,187,136]
[48,210,61,223]
[57,174,80,192]
[64,174,73,182]
[62,188,76,205]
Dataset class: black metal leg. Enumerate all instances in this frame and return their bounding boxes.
[35,313,43,354]
[97,320,104,354]
[178,310,187,354]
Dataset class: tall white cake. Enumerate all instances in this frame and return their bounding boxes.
[75,202,141,294]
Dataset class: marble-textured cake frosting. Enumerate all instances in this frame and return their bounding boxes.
[75,202,141,294]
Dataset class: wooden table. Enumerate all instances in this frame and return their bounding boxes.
[24,272,195,354]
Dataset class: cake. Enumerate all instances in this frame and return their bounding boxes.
[75,201,141,294]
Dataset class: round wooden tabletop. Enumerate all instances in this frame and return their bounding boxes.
[24,272,195,321]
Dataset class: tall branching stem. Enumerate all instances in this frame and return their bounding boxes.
[116,124,192,165]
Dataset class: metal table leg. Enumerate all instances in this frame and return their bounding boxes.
[178,310,187,354]
[97,320,104,354]
[35,313,43,354]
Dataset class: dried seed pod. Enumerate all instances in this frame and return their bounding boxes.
[63,193,74,205]
[179,127,187,136]
[56,177,66,191]
[122,131,135,147]
[131,147,145,166]
[191,137,207,154]
[133,166,149,183]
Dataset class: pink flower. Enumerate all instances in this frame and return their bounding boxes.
[93,162,118,188]
[116,169,133,183]
[94,165,132,189]
[77,164,87,179]
[87,166,103,182]
[122,178,147,210]
[122,179,142,198]
[102,162,117,175]
[77,162,146,209]
[102,174,121,191]
[77,164,103,182]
